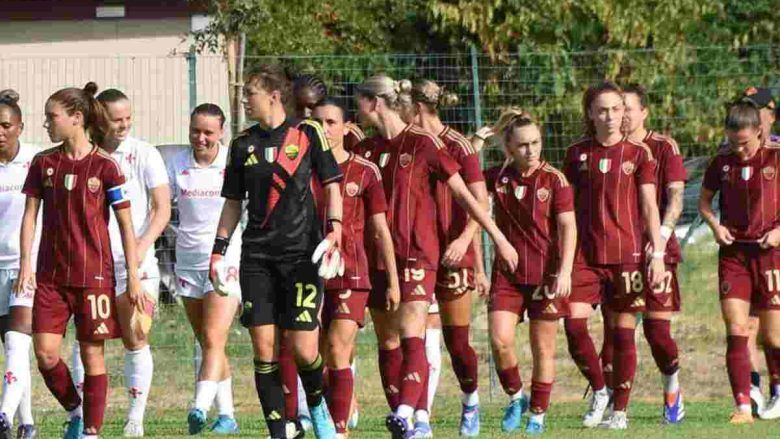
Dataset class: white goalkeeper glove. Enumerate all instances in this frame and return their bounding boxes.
[312,238,345,280]
[209,255,241,297]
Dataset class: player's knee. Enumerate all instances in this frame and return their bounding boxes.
[490,331,513,355]
[201,329,227,352]
[34,348,59,370]
[726,322,749,336]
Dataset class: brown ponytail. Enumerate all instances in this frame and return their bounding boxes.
[411,79,459,113]
[47,82,111,147]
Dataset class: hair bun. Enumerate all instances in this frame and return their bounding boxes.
[439,92,459,108]
[396,79,413,95]
[0,89,20,104]
[83,82,99,97]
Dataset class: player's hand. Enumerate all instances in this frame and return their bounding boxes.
[125,275,149,309]
[471,126,494,153]
[644,239,668,260]
[647,257,666,289]
[495,238,519,273]
[475,270,490,298]
[325,221,343,251]
[312,238,345,280]
[13,265,35,298]
[551,270,572,298]
[385,283,400,312]
[713,224,735,246]
[209,254,240,297]
[441,237,471,268]
[759,228,780,249]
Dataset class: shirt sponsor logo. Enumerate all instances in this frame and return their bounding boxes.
[399,153,412,168]
[763,166,776,180]
[536,187,550,202]
[264,147,278,163]
[741,166,753,181]
[514,185,526,200]
[63,174,77,191]
[180,188,221,198]
[598,158,611,174]
[284,144,300,160]
[0,183,23,193]
[87,177,101,193]
[378,153,390,168]
[345,182,359,197]
[621,161,636,175]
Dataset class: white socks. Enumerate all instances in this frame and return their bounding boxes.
[663,370,680,394]
[194,381,219,413]
[425,328,442,414]
[0,331,32,425]
[396,404,414,419]
[71,341,84,397]
[297,375,310,417]
[414,409,429,423]
[461,391,479,407]
[510,388,525,401]
[214,378,235,418]
[125,346,154,422]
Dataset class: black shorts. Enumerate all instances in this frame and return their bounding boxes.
[239,257,323,331]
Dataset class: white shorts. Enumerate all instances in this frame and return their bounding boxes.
[429,293,439,314]
[0,269,34,316]
[115,255,161,301]
[175,268,242,301]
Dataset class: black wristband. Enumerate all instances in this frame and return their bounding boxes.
[212,236,230,256]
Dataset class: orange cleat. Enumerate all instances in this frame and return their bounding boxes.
[729,411,754,425]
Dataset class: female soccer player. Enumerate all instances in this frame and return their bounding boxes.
[485,109,576,435]
[16,82,143,439]
[623,84,687,424]
[69,88,171,437]
[211,64,342,439]
[170,104,242,435]
[401,79,489,436]
[699,100,780,425]
[312,98,400,439]
[352,74,518,439]
[562,80,665,430]
[0,90,38,439]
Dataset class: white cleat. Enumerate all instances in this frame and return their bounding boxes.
[750,384,766,417]
[582,388,610,428]
[123,419,144,437]
[598,411,628,430]
[760,395,780,419]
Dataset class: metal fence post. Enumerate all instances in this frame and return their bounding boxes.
[187,46,197,113]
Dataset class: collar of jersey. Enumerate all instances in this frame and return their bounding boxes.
[188,143,225,169]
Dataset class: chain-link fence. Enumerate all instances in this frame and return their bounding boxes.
[5,46,780,407]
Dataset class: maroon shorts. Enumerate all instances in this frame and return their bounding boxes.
[570,263,646,313]
[645,263,681,312]
[322,289,369,328]
[368,268,435,309]
[719,245,780,312]
[488,271,569,321]
[33,283,120,342]
[435,267,475,302]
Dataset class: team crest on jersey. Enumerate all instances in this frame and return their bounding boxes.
[741,166,753,181]
[46,167,54,176]
[537,187,550,202]
[87,177,101,193]
[345,182,359,197]
[284,144,300,160]
[514,186,527,200]
[63,174,77,191]
[264,147,278,163]
[399,153,412,168]
[379,153,390,168]
[622,161,635,175]
[763,166,776,180]
[598,158,611,173]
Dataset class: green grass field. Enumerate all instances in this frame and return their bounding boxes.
[28,236,776,437]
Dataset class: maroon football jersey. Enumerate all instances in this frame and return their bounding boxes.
[316,153,387,290]
[344,122,366,152]
[435,126,484,269]
[487,161,574,285]
[644,131,687,264]
[702,144,780,241]
[354,124,461,270]
[563,137,657,265]
[22,146,129,288]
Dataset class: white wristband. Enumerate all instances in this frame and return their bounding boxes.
[651,251,665,259]
[660,225,673,241]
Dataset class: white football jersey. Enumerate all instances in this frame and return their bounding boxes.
[0,143,39,269]
[107,136,169,278]
[168,144,241,271]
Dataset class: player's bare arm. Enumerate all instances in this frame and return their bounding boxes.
[323,181,344,250]
[441,180,488,267]
[210,198,242,285]
[639,183,666,287]
[115,206,145,308]
[135,184,171,266]
[369,213,400,311]
[447,173,518,272]
[472,231,490,297]
[698,187,735,246]
[13,196,40,296]
[661,182,685,242]
[552,210,577,298]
